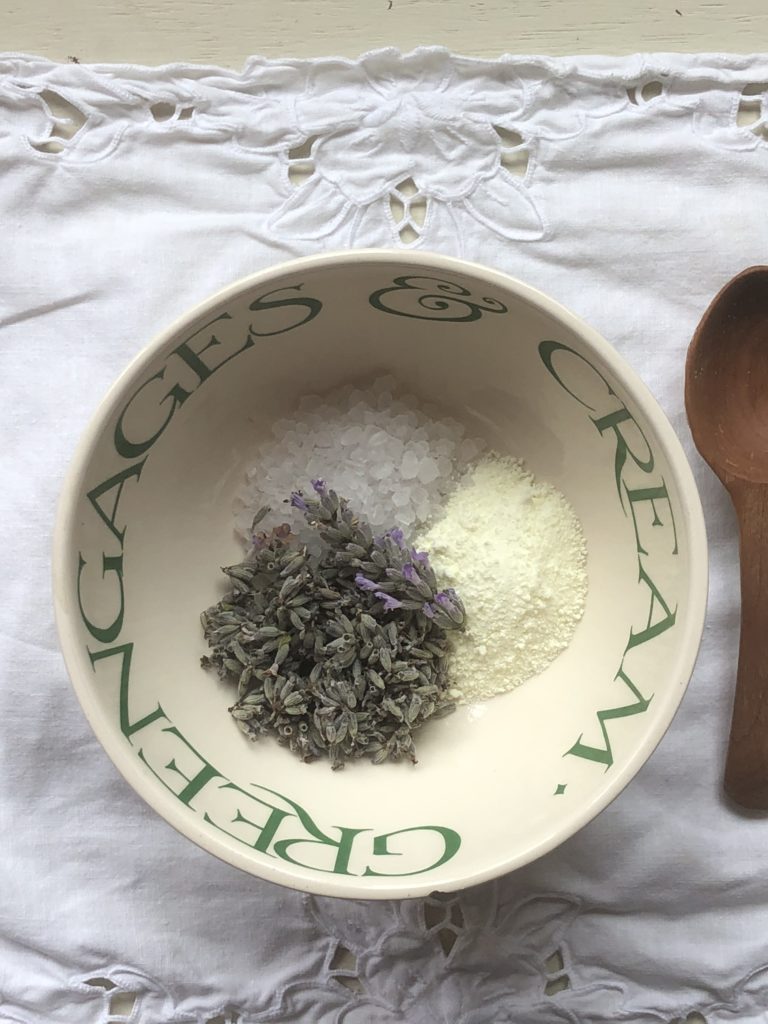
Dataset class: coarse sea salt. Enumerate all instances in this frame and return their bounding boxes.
[234,376,485,544]
[415,452,588,702]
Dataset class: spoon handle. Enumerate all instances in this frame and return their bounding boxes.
[725,479,768,808]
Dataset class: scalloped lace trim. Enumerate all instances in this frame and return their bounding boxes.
[1,889,766,1022]
[0,49,767,248]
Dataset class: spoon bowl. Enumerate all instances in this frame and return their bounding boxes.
[686,266,768,808]
[687,267,768,485]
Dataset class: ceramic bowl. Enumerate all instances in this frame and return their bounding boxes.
[53,250,707,898]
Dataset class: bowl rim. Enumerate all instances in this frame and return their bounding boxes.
[52,248,709,899]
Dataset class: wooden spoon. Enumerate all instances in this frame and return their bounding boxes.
[686,265,768,809]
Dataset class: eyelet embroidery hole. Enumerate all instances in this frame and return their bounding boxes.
[329,942,364,993]
[150,101,175,121]
[493,125,529,177]
[288,136,319,187]
[641,80,664,102]
[543,948,571,996]
[206,1010,240,1024]
[627,80,664,106]
[150,102,196,123]
[389,177,427,245]
[32,89,86,154]
[737,84,768,136]
[424,891,465,955]
[110,992,137,1018]
[84,978,137,1021]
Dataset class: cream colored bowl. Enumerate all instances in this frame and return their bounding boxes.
[53,251,707,898]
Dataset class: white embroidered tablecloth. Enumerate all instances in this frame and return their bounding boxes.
[2,47,768,1024]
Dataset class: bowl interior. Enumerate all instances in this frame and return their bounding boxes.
[55,253,706,897]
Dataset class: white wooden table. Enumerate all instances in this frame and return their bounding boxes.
[5,0,767,64]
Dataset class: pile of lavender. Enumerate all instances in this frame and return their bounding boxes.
[200,481,465,769]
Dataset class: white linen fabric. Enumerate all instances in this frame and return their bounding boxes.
[1,47,768,1024]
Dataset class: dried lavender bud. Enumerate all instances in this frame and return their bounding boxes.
[200,485,463,768]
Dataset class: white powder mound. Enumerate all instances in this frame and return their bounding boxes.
[234,376,485,544]
[415,453,588,702]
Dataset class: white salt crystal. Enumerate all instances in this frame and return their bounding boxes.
[401,450,420,480]
[233,375,486,545]
[341,425,363,446]
[271,418,292,438]
[298,394,322,412]
[370,460,393,480]
[419,457,440,484]
[460,438,482,461]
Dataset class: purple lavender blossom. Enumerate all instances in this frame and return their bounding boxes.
[355,573,379,592]
[402,563,419,584]
[435,591,457,614]
[311,478,328,496]
[290,492,308,511]
[422,602,435,618]
[411,549,430,566]
[375,591,403,611]
[387,528,405,547]
[435,590,464,624]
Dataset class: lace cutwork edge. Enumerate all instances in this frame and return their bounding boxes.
[0,49,766,248]
[1,889,768,1023]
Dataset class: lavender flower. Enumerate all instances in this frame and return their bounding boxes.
[435,590,464,624]
[205,480,464,771]
[402,563,420,584]
[355,573,379,592]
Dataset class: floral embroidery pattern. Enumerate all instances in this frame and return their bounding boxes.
[4,890,762,1022]
[2,49,765,250]
[270,51,546,245]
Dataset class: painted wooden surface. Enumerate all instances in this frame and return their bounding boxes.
[3,0,766,66]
